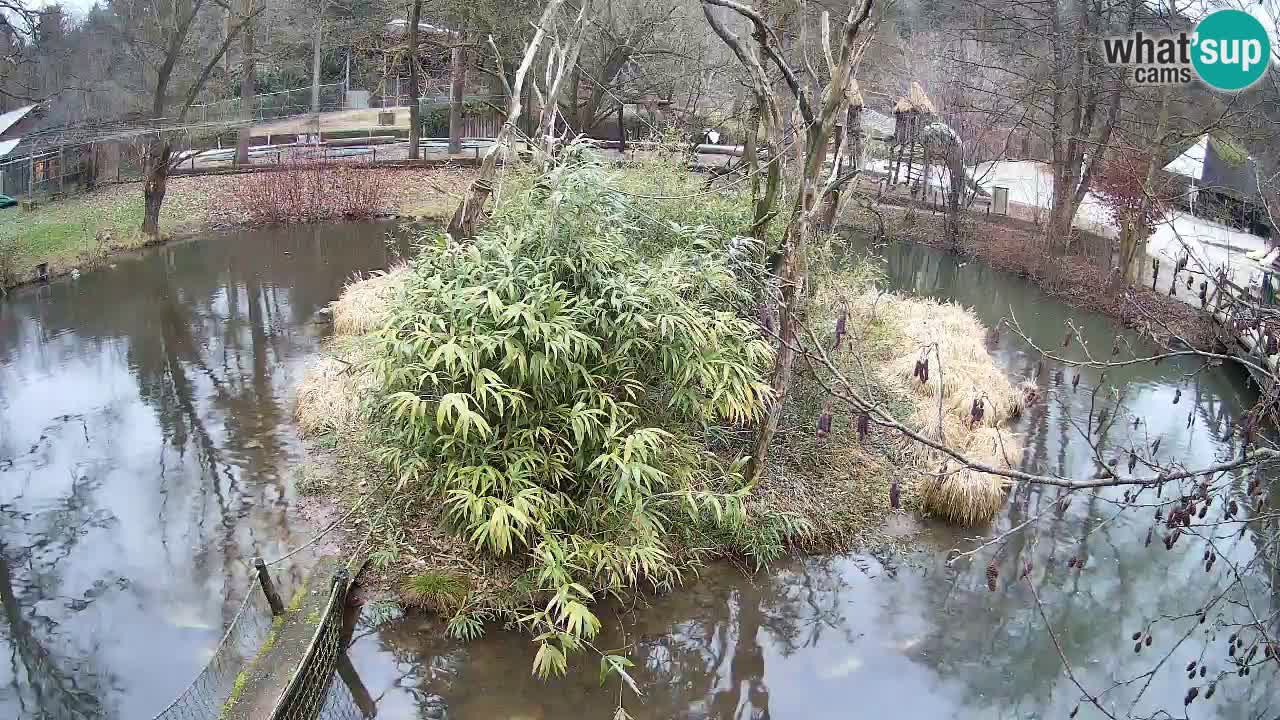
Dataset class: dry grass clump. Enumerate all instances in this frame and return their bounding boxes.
[880,295,1023,432]
[918,427,1023,526]
[869,293,1022,526]
[332,265,410,336]
[298,261,404,435]
[294,339,376,437]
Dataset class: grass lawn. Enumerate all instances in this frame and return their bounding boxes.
[0,183,209,288]
[0,165,475,290]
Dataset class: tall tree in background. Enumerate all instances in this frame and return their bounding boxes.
[408,0,423,159]
[111,0,261,236]
[235,0,257,165]
[1040,0,1135,246]
[448,29,465,153]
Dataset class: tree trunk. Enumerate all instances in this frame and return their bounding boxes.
[743,100,760,202]
[310,13,323,115]
[617,104,625,152]
[407,0,422,160]
[1127,85,1172,284]
[945,144,964,247]
[448,33,466,154]
[235,0,256,166]
[848,104,864,174]
[1048,163,1075,249]
[448,0,566,239]
[747,125,830,481]
[141,140,172,238]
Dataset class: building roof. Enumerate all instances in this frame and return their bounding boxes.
[1163,133,1260,201]
[0,138,19,158]
[385,18,451,36]
[0,104,36,137]
[894,82,936,115]
[861,109,896,138]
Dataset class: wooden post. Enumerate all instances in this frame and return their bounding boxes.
[617,104,625,154]
[253,557,285,615]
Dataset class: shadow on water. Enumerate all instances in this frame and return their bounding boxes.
[0,222,407,719]
[345,237,1278,719]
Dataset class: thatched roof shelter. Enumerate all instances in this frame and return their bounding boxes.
[847,79,864,109]
[894,82,937,115]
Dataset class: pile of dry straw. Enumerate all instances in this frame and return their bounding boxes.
[295,265,408,437]
[872,293,1024,525]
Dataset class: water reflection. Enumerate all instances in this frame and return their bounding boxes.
[349,238,1277,719]
[0,223,405,719]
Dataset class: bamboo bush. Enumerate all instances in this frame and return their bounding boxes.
[363,154,778,676]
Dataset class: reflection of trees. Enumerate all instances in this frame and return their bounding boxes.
[0,223,406,718]
[0,474,117,719]
[368,558,855,719]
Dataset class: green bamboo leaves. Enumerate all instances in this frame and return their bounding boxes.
[366,158,774,678]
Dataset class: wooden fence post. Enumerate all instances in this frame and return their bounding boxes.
[253,557,285,615]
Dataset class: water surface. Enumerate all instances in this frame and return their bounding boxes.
[0,222,405,719]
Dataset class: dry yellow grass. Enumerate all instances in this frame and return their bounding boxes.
[867,293,1023,526]
[297,267,406,436]
[331,265,409,335]
[295,342,376,437]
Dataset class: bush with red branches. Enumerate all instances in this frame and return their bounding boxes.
[231,160,392,224]
[1092,147,1171,233]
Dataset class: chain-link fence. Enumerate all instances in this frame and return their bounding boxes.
[150,577,277,720]
[268,569,353,720]
[189,84,348,126]
[314,662,372,720]
[0,144,98,199]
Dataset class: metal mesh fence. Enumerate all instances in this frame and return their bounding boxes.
[189,84,348,126]
[314,664,369,720]
[150,578,276,720]
[269,570,352,720]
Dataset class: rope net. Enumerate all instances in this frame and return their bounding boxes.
[150,578,276,720]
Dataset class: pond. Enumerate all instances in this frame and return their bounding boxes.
[1,227,1274,719]
[343,237,1278,719]
[0,222,406,719]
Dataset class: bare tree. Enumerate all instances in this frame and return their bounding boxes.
[534,0,590,158]
[235,0,257,165]
[699,0,877,481]
[447,0,569,239]
[408,0,423,159]
[111,0,261,236]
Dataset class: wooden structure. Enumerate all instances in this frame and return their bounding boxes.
[889,82,936,193]
[1210,275,1280,389]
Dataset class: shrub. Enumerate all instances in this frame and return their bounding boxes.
[231,160,391,224]
[364,153,774,676]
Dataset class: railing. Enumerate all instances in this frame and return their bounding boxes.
[188,84,348,125]
[148,561,371,720]
[150,576,277,720]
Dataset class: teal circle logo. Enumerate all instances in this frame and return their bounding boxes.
[1192,9,1270,91]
